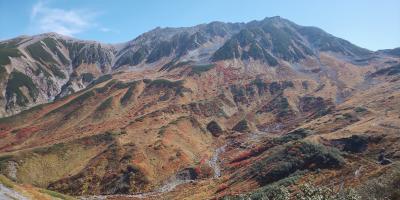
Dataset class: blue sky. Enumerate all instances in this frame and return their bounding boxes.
[0,0,399,50]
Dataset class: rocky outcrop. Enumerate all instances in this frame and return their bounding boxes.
[207,121,223,137]
[232,120,250,133]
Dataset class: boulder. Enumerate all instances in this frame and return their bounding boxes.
[232,120,250,133]
[206,121,223,137]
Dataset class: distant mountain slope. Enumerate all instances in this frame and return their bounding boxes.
[0,16,397,117]
[0,33,114,116]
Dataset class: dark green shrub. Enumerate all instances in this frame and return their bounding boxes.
[145,79,188,97]
[189,64,215,75]
[251,78,268,95]
[160,60,194,71]
[120,84,136,105]
[49,65,66,79]
[96,97,113,111]
[206,121,223,137]
[354,106,367,113]
[89,74,112,86]
[251,141,344,186]
[0,66,7,81]
[0,41,21,67]
[42,38,69,65]
[26,41,58,64]
[232,120,250,132]
[357,164,400,200]
[299,96,326,113]
[6,70,39,106]
[114,80,138,90]
[32,143,65,155]
[332,135,368,153]
[81,73,94,83]
[258,95,290,117]
[296,183,361,200]
[273,128,312,144]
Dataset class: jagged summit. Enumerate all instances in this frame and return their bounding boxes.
[0,16,397,116]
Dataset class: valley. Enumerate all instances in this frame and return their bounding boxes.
[0,16,399,200]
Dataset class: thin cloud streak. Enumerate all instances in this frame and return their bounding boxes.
[29,1,109,36]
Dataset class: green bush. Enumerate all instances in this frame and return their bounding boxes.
[0,66,7,81]
[81,73,94,83]
[33,63,51,78]
[42,38,69,65]
[120,84,136,105]
[160,60,194,71]
[251,78,266,92]
[26,41,58,64]
[296,183,361,200]
[89,74,112,86]
[273,128,312,144]
[0,41,21,67]
[189,64,215,75]
[6,70,39,106]
[251,141,344,186]
[96,97,113,111]
[232,120,250,133]
[223,186,290,200]
[113,80,138,90]
[49,65,66,79]
[206,120,223,137]
[146,79,188,97]
[354,107,367,113]
[223,183,361,200]
[32,143,65,155]
[357,164,400,200]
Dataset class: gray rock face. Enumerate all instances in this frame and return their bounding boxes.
[0,17,396,117]
[0,33,115,117]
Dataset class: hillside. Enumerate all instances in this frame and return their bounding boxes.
[0,16,392,117]
[0,16,400,200]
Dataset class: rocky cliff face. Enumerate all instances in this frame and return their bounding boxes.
[0,33,115,116]
[1,16,395,117]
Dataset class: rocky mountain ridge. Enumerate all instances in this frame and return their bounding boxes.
[1,16,396,117]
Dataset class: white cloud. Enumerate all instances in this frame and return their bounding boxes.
[29,1,101,36]
[100,27,111,32]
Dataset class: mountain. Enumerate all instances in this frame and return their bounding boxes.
[0,33,115,116]
[1,16,391,117]
[0,16,400,200]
